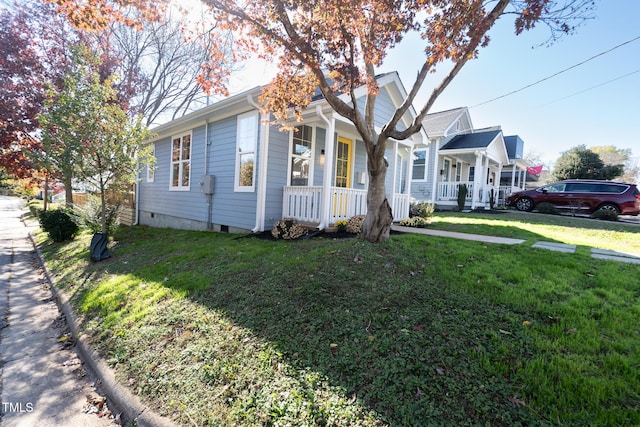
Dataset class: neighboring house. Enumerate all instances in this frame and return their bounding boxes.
[137,72,426,233]
[498,135,536,205]
[411,107,529,209]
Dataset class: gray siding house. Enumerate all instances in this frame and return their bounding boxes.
[410,107,529,209]
[137,72,426,233]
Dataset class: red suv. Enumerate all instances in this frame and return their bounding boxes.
[506,180,640,216]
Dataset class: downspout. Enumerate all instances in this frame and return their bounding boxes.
[204,119,212,229]
[133,176,139,225]
[248,95,270,233]
[316,105,335,230]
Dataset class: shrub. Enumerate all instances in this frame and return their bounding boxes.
[346,215,366,234]
[333,219,348,233]
[409,201,435,220]
[28,201,42,219]
[271,218,307,240]
[399,217,431,228]
[591,209,619,222]
[38,208,79,242]
[457,184,468,211]
[75,196,121,235]
[536,202,559,215]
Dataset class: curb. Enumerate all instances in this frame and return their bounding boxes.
[27,232,180,427]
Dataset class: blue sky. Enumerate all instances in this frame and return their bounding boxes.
[379,1,640,166]
[228,1,639,167]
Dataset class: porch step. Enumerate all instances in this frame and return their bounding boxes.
[298,222,321,232]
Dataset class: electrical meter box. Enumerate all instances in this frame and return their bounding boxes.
[200,175,215,195]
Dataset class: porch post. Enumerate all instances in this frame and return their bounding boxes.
[317,107,335,229]
[471,150,483,210]
[431,139,440,202]
[389,140,398,207]
[511,164,516,189]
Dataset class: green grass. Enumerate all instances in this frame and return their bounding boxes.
[35,213,640,426]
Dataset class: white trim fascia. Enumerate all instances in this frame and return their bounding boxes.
[148,87,263,143]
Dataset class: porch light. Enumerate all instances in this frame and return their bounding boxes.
[319,149,325,166]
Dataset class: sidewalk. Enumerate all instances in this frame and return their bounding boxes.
[0,207,115,426]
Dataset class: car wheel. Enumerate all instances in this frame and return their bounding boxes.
[515,197,534,212]
[596,203,620,214]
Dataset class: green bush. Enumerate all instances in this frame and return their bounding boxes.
[38,208,79,242]
[346,215,366,234]
[591,209,619,222]
[409,201,435,219]
[536,202,559,215]
[399,216,431,228]
[75,196,121,235]
[28,201,42,219]
[271,218,307,240]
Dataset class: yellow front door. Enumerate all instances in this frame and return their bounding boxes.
[335,137,352,188]
[333,137,353,218]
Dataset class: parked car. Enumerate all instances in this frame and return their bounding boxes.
[506,179,640,215]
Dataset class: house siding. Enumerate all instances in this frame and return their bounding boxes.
[139,125,209,227]
[312,127,327,187]
[208,114,258,231]
[263,125,290,229]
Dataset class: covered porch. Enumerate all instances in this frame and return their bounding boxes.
[282,186,411,224]
[434,150,505,209]
[433,129,509,210]
[280,113,415,227]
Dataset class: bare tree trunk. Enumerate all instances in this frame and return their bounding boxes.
[360,154,393,243]
[100,185,107,235]
[43,177,48,212]
[63,176,73,208]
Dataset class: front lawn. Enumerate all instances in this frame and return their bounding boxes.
[36,214,640,426]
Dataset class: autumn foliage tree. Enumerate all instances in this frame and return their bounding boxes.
[0,6,46,178]
[46,0,595,242]
[38,46,152,234]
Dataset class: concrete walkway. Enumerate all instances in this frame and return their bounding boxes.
[0,197,116,426]
[392,225,526,245]
[392,224,640,264]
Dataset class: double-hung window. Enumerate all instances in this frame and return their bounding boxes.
[290,125,313,186]
[412,148,428,180]
[235,111,259,192]
[171,133,191,190]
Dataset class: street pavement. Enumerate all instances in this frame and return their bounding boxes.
[0,196,116,427]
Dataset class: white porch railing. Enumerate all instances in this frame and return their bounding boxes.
[329,187,367,222]
[436,181,474,201]
[392,194,411,222]
[282,186,323,223]
[282,186,410,225]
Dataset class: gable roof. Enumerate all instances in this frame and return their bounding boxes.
[441,129,502,150]
[423,107,469,137]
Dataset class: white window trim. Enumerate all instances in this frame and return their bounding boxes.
[169,131,192,192]
[146,144,156,182]
[412,147,429,181]
[234,111,259,192]
[287,124,315,186]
